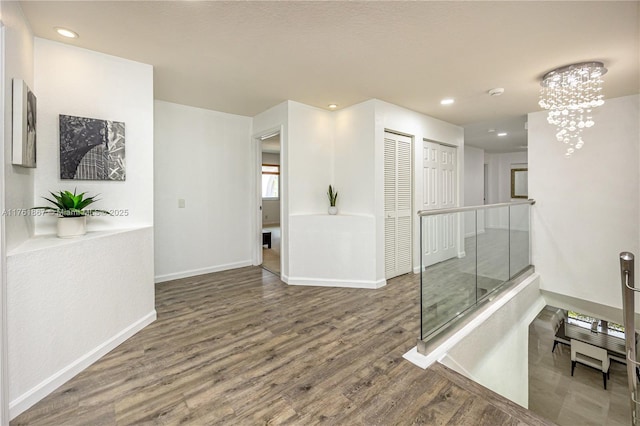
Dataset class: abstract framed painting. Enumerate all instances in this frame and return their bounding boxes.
[12,78,37,168]
[59,114,126,180]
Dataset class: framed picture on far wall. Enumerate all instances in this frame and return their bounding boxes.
[12,78,37,168]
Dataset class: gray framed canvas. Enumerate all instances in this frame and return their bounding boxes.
[59,114,126,180]
[12,79,37,168]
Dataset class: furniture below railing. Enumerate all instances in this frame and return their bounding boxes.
[562,322,628,358]
[570,339,610,389]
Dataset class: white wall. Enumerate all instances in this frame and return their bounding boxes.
[286,101,344,285]
[283,100,380,288]
[440,274,546,408]
[4,38,156,419]
[261,152,280,225]
[464,145,485,236]
[33,38,154,235]
[374,100,464,275]
[0,3,34,423]
[154,100,253,282]
[464,146,485,206]
[334,100,376,215]
[2,1,34,252]
[7,228,155,418]
[529,94,640,312]
[287,101,334,215]
[288,214,381,287]
[485,151,528,204]
[484,151,527,230]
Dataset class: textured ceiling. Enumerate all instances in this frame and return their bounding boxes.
[19,1,640,153]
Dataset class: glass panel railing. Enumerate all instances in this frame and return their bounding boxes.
[510,202,531,278]
[420,211,476,339]
[477,205,509,299]
[419,200,534,341]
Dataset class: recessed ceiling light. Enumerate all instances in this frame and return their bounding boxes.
[55,27,79,39]
[497,132,508,137]
[488,128,496,133]
[328,104,338,109]
[440,98,455,105]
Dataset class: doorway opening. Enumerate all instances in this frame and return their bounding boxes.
[259,133,281,275]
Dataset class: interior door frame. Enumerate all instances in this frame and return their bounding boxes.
[252,127,282,271]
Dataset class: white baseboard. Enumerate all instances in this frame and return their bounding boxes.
[285,276,386,289]
[413,266,421,274]
[154,260,253,283]
[9,310,157,420]
[464,228,486,238]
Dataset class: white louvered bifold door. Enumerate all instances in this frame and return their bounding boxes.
[384,132,413,279]
[384,137,397,277]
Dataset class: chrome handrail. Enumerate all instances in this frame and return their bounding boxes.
[620,252,638,425]
[417,199,535,217]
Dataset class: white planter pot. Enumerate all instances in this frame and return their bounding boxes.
[328,206,338,215]
[57,216,87,238]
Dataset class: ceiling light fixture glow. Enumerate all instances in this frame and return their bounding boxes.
[440,98,455,105]
[539,61,607,157]
[55,27,79,38]
[328,104,338,109]
[497,132,507,137]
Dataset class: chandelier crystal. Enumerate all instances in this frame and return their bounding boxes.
[539,62,607,156]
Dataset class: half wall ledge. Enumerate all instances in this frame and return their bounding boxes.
[7,226,153,256]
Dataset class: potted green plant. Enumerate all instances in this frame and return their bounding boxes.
[33,189,110,238]
[327,185,338,215]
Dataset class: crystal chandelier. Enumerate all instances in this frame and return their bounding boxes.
[539,62,607,156]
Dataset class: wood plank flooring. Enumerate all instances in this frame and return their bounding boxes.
[13,267,551,425]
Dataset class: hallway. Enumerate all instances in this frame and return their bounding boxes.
[13,268,548,425]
